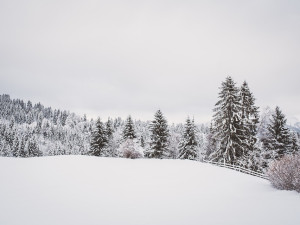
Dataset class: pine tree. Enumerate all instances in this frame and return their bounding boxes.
[90,118,108,156]
[27,138,43,157]
[12,137,20,157]
[140,135,145,148]
[106,118,114,140]
[290,132,299,154]
[106,118,117,157]
[210,76,245,164]
[178,117,198,160]
[240,81,260,169]
[240,81,259,147]
[19,136,27,157]
[146,110,169,158]
[123,116,136,140]
[263,106,292,160]
[204,123,218,159]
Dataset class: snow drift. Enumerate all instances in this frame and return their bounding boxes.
[0,156,299,225]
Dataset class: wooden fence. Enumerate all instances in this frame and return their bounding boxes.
[202,159,268,180]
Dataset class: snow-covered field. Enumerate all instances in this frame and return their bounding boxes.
[0,156,299,225]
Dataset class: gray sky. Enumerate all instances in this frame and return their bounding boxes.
[1,0,300,123]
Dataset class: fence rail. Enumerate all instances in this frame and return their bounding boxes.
[203,159,268,180]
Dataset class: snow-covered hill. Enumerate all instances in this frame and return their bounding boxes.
[0,156,299,225]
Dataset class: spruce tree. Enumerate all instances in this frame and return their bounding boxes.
[90,118,108,156]
[240,81,259,146]
[146,110,169,158]
[140,135,145,148]
[27,138,42,157]
[210,76,245,164]
[123,116,136,140]
[240,81,260,169]
[106,118,117,157]
[12,137,20,157]
[19,136,27,157]
[263,106,292,159]
[178,117,198,160]
[290,132,299,154]
[204,123,218,159]
[106,118,114,140]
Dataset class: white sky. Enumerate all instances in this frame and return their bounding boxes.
[0,0,299,123]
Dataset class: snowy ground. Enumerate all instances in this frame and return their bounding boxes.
[0,156,299,225]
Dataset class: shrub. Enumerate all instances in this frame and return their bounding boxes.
[118,139,143,159]
[267,154,300,192]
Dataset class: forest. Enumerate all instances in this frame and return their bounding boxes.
[0,77,299,174]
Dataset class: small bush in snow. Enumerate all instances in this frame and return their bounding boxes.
[118,139,143,159]
[267,154,300,193]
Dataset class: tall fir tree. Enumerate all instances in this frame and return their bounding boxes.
[140,135,145,148]
[239,81,260,169]
[122,116,136,140]
[27,138,42,157]
[204,123,218,159]
[12,136,20,157]
[178,117,198,160]
[106,118,114,140]
[146,110,169,158]
[90,118,108,156]
[106,118,117,157]
[210,76,245,164]
[19,136,27,157]
[290,132,299,154]
[263,106,292,160]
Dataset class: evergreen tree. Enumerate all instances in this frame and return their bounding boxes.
[106,118,114,140]
[122,116,136,140]
[12,137,20,157]
[90,118,108,156]
[140,135,145,148]
[178,117,198,160]
[240,81,260,169]
[263,106,292,159]
[290,132,299,154]
[27,138,43,157]
[209,77,245,164]
[19,137,27,157]
[204,123,218,159]
[146,110,169,158]
[240,81,259,147]
[106,118,117,157]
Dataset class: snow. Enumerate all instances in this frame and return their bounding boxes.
[0,156,299,225]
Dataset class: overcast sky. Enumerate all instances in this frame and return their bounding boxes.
[0,0,299,123]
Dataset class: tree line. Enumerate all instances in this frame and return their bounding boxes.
[0,76,299,173]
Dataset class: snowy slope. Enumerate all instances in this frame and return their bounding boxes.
[0,156,299,225]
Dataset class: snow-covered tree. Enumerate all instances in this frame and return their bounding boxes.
[122,116,136,140]
[240,81,259,149]
[89,118,108,156]
[290,132,299,154]
[146,110,169,158]
[106,118,114,140]
[239,81,260,169]
[168,123,183,159]
[140,135,145,148]
[27,138,43,157]
[105,118,117,157]
[178,117,198,160]
[263,106,292,160]
[204,123,218,159]
[209,77,245,164]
